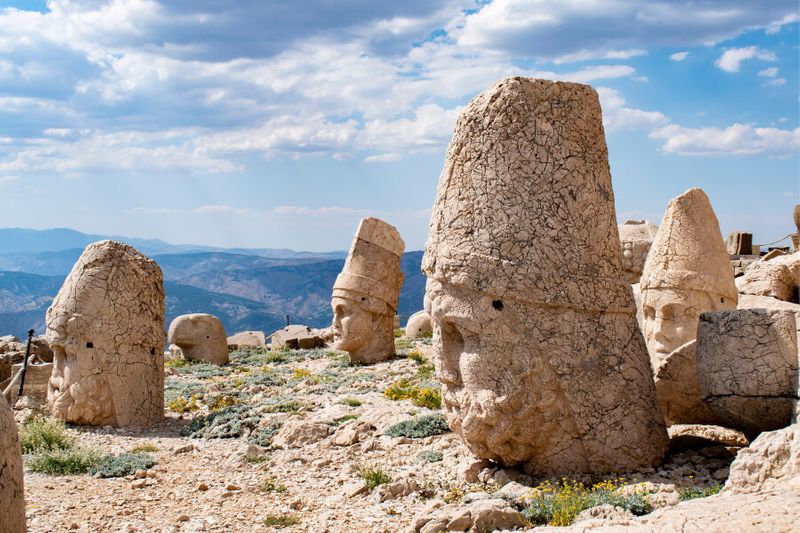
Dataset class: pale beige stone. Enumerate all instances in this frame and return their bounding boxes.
[46,240,165,427]
[332,217,404,364]
[618,220,659,284]
[270,324,325,349]
[724,423,800,494]
[405,310,433,339]
[226,331,266,350]
[640,188,738,368]
[668,424,749,448]
[736,252,800,303]
[0,395,25,533]
[422,77,667,475]
[697,309,798,435]
[272,420,332,449]
[168,313,228,365]
[414,499,526,533]
[10,362,53,402]
[653,340,719,425]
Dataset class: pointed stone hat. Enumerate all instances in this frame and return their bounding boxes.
[333,217,404,312]
[641,188,738,303]
[422,77,633,313]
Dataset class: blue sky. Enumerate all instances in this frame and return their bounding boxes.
[0,0,797,251]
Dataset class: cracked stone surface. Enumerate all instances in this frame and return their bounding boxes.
[226,331,266,350]
[332,217,404,364]
[405,311,433,339]
[422,77,668,475]
[618,220,659,284]
[696,308,798,435]
[640,188,738,369]
[46,240,166,427]
[169,313,229,365]
[0,395,25,532]
[736,252,800,303]
[653,340,720,426]
[724,422,800,494]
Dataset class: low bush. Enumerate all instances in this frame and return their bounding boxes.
[91,452,156,478]
[385,414,450,439]
[19,416,74,454]
[248,419,284,448]
[418,450,444,463]
[357,463,392,491]
[522,479,650,527]
[330,414,359,426]
[167,394,201,413]
[182,404,260,439]
[678,484,722,501]
[339,397,363,407]
[26,448,102,476]
[384,380,441,409]
[263,514,300,528]
[130,443,159,453]
[259,477,288,493]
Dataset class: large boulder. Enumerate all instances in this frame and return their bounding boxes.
[226,331,266,350]
[653,340,719,426]
[736,252,800,303]
[697,308,798,435]
[270,324,325,350]
[725,423,800,493]
[331,217,404,364]
[168,313,228,365]
[422,77,667,475]
[0,395,26,532]
[405,310,433,339]
[46,240,165,427]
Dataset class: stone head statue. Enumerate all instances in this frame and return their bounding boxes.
[331,218,404,363]
[422,77,668,475]
[46,240,165,427]
[640,188,737,366]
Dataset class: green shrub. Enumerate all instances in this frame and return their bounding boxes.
[339,397,363,407]
[522,479,650,527]
[164,357,190,368]
[259,477,287,493]
[357,463,392,491]
[394,328,405,338]
[164,380,204,404]
[183,404,260,439]
[19,417,74,454]
[27,448,102,476]
[266,400,306,413]
[90,452,156,478]
[264,352,288,364]
[330,414,359,426]
[263,514,300,528]
[249,420,284,448]
[385,414,450,439]
[177,362,227,379]
[678,484,722,501]
[384,380,441,409]
[395,338,413,351]
[418,450,444,463]
[130,443,159,453]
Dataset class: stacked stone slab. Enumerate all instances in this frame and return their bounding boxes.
[331,217,404,364]
[0,395,26,532]
[271,325,326,349]
[422,77,668,475]
[168,313,229,365]
[618,220,659,284]
[46,240,165,427]
[405,310,433,339]
[697,308,798,435]
[640,188,738,369]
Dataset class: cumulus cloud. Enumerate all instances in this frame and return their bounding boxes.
[758,67,779,77]
[597,87,669,132]
[670,51,689,61]
[715,46,776,72]
[650,123,800,156]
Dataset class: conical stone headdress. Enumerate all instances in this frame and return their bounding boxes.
[641,188,738,304]
[333,217,404,313]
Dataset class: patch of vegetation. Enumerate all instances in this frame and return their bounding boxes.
[384,379,442,409]
[244,369,285,388]
[263,352,288,364]
[357,463,392,491]
[248,419,284,448]
[394,328,405,338]
[19,416,74,454]
[182,404,261,440]
[167,394,201,413]
[263,514,300,528]
[26,448,102,476]
[265,399,307,413]
[177,362,227,379]
[385,414,450,439]
[245,453,269,464]
[395,338,414,351]
[339,397,363,407]
[130,443,159,453]
[678,484,722,501]
[292,367,311,380]
[418,450,444,463]
[259,477,288,493]
[90,452,156,478]
[208,393,241,412]
[522,479,651,527]
[164,357,191,368]
[330,414,359,426]
[164,380,204,405]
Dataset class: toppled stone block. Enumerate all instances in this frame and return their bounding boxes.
[726,231,753,256]
[668,424,749,450]
[226,330,266,350]
[168,313,229,365]
[654,340,719,426]
[270,324,325,350]
[736,252,800,303]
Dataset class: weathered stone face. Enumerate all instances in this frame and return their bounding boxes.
[0,395,25,532]
[168,313,228,365]
[46,240,165,427]
[331,217,404,364]
[422,77,668,475]
[640,188,738,367]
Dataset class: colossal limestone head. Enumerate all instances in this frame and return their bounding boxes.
[46,240,166,427]
[640,188,737,365]
[168,313,229,365]
[332,218,404,363]
[423,77,668,475]
[0,395,25,533]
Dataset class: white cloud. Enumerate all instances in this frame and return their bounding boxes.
[597,87,669,133]
[365,153,402,163]
[670,51,689,61]
[758,67,779,77]
[764,78,787,86]
[650,123,800,156]
[715,46,776,72]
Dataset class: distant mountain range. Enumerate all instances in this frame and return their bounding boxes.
[0,228,426,339]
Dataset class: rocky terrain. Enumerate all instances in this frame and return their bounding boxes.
[17,337,742,532]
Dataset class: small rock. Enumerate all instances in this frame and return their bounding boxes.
[131,479,147,489]
[226,484,241,491]
[69,524,79,530]
[173,444,195,455]
[713,468,730,481]
[458,457,490,483]
[177,515,190,522]
[344,482,368,498]
[197,483,209,491]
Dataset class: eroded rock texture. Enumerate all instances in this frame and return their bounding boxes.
[736,252,800,303]
[640,188,738,368]
[422,77,668,475]
[618,220,659,284]
[46,240,165,427]
[332,217,404,364]
[697,309,798,435]
[270,325,325,349]
[653,340,719,426]
[168,313,228,365]
[405,310,433,339]
[226,331,266,350]
[0,395,26,532]
[725,422,800,493]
